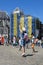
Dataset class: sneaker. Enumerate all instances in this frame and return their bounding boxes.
[21,53,26,57]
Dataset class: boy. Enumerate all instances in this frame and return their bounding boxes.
[31,33,35,52]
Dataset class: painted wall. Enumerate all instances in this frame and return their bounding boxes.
[28,16,32,38]
[10,14,37,40]
[13,13,17,37]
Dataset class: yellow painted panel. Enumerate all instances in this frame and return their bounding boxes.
[13,13,17,37]
[19,16,24,32]
[28,16,32,38]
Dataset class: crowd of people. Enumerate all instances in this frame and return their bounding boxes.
[0,27,43,57]
[17,26,43,57]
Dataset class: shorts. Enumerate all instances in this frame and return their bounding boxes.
[31,43,35,48]
[20,39,26,47]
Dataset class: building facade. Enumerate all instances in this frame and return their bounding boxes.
[0,11,10,37]
[10,8,24,40]
[10,8,42,40]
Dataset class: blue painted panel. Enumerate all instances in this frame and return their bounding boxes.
[10,14,13,40]
[32,18,36,36]
[17,14,21,37]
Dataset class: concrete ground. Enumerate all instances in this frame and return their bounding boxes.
[0,45,43,65]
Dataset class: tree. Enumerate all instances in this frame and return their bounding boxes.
[36,18,41,29]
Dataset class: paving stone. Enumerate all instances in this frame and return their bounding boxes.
[0,45,43,65]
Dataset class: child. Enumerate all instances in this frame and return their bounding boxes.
[31,33,35,52]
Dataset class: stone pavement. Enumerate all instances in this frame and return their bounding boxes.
[0,45,43,65]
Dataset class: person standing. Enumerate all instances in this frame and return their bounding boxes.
[1,35,4,45]
[0,34,1,45]
[31,33,35,52]
[13,36,16,47]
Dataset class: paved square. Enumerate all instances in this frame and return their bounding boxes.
[0,45,43,65]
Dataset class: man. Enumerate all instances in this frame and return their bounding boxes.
[19,25,26,56]
[21,27,26,57]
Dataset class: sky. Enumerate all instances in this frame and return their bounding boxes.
[0,0,43,23]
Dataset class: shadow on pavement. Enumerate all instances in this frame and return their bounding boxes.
[34,51,38,53]
[26,54,34,57]
[22,54,34,57]
[22,51,38,57]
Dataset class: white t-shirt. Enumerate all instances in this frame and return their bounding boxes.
[13,37,16,44]
[32,36,35,43]
[19,39,21,45]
